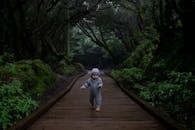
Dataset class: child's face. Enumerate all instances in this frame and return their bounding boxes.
[91,73,99,79]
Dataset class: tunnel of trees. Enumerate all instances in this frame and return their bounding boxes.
[0,0,195,129]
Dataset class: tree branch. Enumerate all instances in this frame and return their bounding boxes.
[46,0,60,13]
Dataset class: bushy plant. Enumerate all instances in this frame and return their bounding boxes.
[15,59,56,96]
[74,63,85,70]
[140,78,193,126]
[0,59,56,96]
[119,25,158,70]
[0,79,38,130]
[56,60,78,75]
[0,64,17,84]
[149,59,168,81]
[166,71,195,125]
[166,71,195,86]
[148,82,187,105]
[0,52,14,66]
[111,67,144,86]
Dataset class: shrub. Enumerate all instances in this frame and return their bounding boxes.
[56,60,83,75]
[0,52,14,66]
[166,71,195,87]
[149,59,168,81]
[0,59,56,96]
[0,64,17,84]
[111,67,144,86]
[0,79,38,130]
[15,59,56,96]
[140,80,193,126]
[74,63,84,71]
[119,36,157,70]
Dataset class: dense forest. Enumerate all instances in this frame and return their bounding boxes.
[0,0,195,129]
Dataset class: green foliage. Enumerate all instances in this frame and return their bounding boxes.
[60,64,77,75]
[120,24,159,71]
[0,54,58,129]
[57,56,84,75]
[71,30,109,67]
[74,63,85,71]
[119,27,158,70]
[15,59,56,96]
[55,59,81,75]
[71,27,125,67]
[151,59,167,71]
[0,64,17,84]
[141,41,157,69]
[139,90,152,102]
[149,59,168,81]
[0,52,14,66]
[167,71,195,86]
[105,32,127,61]
[0,79,38,129]
[113,58,194,128]
[0,59,56,96]
[111,67,144,86]
[140,71,195,126]
[0,53,16,84]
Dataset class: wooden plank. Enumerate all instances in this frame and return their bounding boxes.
[27,74,168,130]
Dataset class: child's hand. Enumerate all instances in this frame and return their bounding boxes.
[80,85,86,89]
[98,83,103,88]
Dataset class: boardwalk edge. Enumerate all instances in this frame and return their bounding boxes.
[8,73,85,130]
[107,74,187,130]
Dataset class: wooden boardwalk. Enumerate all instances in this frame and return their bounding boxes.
[28,74,168,130]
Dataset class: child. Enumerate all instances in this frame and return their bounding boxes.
[80,68,103,111]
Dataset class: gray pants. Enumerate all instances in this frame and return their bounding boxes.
[89,90,102,107]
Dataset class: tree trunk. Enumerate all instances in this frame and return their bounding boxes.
[180,0,195,72]
[65,7,70,58]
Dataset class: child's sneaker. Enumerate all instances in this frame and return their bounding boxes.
[95,107,100,112]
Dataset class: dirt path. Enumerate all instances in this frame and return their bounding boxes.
[28,74,168,130]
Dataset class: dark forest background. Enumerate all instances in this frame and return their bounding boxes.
[0,0,195,129]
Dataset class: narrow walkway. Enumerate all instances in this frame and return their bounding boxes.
[28,74,168,130]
